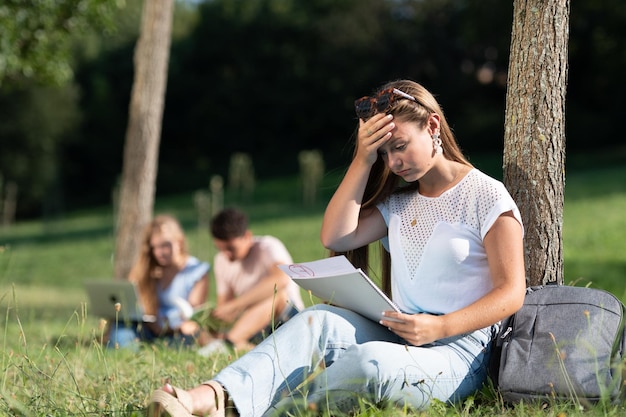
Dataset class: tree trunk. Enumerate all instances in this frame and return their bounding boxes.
[114,0,174,280]
[504,0,569,286]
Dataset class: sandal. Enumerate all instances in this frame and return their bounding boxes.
[147,381,226,417]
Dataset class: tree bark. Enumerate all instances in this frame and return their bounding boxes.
[504,0,569,285]
[114,0,174,280]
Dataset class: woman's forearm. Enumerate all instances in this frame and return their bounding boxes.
[320,159,372,250]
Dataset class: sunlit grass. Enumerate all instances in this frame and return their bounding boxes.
[1,160,626,416]
[563,166,626,301]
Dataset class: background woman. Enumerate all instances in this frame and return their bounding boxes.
[109,214,210,349]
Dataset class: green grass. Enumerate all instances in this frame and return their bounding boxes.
[1,157,626,416]
[562,165,626,300]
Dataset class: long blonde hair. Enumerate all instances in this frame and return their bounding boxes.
[335,80,472,295]
[128,214,188,316]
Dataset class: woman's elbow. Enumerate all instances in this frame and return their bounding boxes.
[320,230,340,252]
[508,282,527,314]
[320,236,349,253]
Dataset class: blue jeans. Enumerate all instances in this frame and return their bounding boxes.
[211,304,495,417]
[107,320,194,350]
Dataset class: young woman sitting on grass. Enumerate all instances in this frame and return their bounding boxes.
[108,214,211,349]
[147,79,526,416]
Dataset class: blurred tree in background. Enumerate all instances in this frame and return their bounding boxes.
[114,0,175,280]
[0,0,624,219]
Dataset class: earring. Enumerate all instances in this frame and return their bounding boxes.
[432,133,443,155]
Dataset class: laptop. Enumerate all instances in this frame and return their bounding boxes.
[84,280,149,322]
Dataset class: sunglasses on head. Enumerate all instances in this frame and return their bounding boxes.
[354,88,420,120]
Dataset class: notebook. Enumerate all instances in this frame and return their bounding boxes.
[84,279,149,322]
[279,255,403,323]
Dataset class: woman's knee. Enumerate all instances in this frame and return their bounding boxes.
[338,341,431,384]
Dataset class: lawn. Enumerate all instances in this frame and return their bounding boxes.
[1,156,626,416]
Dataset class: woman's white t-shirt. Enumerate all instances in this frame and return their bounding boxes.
[377,169,523,315]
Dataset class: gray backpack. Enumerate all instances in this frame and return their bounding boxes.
[490,285,626,404]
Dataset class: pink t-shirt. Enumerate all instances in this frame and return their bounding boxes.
[213,235,304,310]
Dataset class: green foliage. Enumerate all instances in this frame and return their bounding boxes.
[0,0,124,86]
[0,0,133,218]
[160,0,513,181]
[2,0,625,219]
[0,83,81,217]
